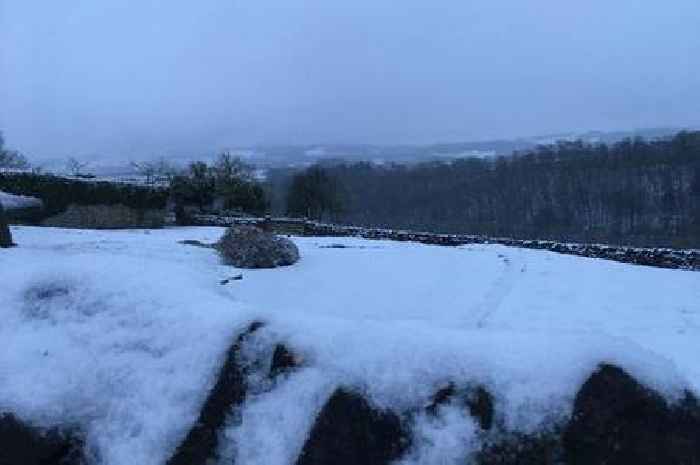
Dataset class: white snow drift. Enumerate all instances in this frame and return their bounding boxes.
[0,226,699,465]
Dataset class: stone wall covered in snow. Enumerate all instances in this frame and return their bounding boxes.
[190,215,700,271]
[3,226,700,464]
[4,321,700,465]
[0,191,43,211]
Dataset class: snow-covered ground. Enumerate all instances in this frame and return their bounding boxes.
[1,226,699,464]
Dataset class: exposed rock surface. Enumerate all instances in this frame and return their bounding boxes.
[477,431,562,465]
[478,364,700,465]
[0,413,85,465]
[165,321,264,465]
[217,225,299,269]
[296,388,410,465]
[563,364,700,465]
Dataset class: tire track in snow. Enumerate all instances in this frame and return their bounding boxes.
[468,250,525,329]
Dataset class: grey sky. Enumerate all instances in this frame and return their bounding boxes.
[1,0,699,160]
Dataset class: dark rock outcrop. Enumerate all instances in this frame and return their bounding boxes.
[0,413,84,465]
[165,321,264,465]
[296,388,410,465]
[477,364,700,465]
[217,226,300,269]
[0,203,14,248]
[563,364,700,465]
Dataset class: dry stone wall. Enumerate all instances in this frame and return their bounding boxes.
[43,204,165,229]
[191,214,700,271]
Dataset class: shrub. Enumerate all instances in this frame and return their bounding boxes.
[171,154,268,216]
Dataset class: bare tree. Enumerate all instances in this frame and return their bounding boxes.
[131,157,179,185]
[0,131,29,170]
[131,161,157,184]
[66,157,90,176]
[214,152,253,183]
[158,158,179,179]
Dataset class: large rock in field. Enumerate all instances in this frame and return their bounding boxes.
[296,388,410,465]
[217,225,299,269]
[0,202,14,248]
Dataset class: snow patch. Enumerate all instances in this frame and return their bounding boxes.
[0,190,43,210]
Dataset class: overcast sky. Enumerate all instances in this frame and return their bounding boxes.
[1,0,699,160]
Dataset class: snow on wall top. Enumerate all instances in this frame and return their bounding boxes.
[0,190,43,211]
[1,226,699,465]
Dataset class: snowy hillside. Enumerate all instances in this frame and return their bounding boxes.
[1,226,699,464]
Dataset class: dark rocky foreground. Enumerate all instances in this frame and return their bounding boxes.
[165,321,264,465]
[192,215,700,271]
[2,324,700,465]
[0,413,84,465]
[295,389,411,465]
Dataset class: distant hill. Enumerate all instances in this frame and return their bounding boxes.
[33,127,691,175]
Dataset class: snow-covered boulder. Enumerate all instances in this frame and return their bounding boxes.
[217,225,299,269]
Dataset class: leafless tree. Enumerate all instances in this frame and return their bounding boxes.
[0,131,29,169]
[66,157,90,176]
[131,157,179,185]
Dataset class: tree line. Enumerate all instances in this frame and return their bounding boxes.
[277,131,700,248]
[5,127,700,247]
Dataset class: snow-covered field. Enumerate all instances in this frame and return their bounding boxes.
[1,226,699,464]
